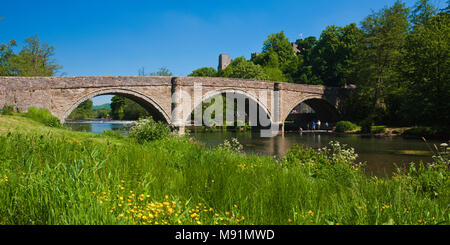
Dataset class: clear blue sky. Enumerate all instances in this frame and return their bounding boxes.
[1,0,445,105]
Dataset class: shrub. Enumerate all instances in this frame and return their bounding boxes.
[23,107,61,127]
[1,105,14,115]
[335,121,359,132]
[360,119,373,134]
[282,141,363,184]
[218,138,243,152]
[129,117,171,143]
[371,125,387,134]
[403,126,435,137]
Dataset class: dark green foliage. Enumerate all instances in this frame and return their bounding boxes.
[282,142,363,186]
[335,121,359,132]
[2,35,62,76]
[67,100,94,120]
[129,117,171,143]
[110,96,126,120]
[360,118,374,134]
[23,107,61,127]
[403,126,435,137]
[396,160,449,198]
[371,126,387,134]
[1,105,14,115]
[188,67,218,77]
[220,57,269,80]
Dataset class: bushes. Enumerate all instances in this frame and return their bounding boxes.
[335,121,359,132]
[282,141,363,184]
[360,119,373,134]
[129,117,171,143]
[1,105,14,115]
[371,125,387,134]
[403,126,434,137]
[23,107,61,127]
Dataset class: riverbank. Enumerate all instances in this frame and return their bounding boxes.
[286,126,449,140]
[0,115,448,225]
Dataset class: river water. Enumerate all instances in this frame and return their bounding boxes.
[65,120,441,176]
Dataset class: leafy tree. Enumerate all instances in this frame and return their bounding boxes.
[311,23,362,87]
[138,67,173,76]
[402,12,450,127]
[149,67,173,76]
[357,1,410,122]
[67,100,94,120]
[258,31,298,81]
[123,98,149,120]
[6,35,62,76]
[294,36,322,84]
[111,96,126,120]
[411,0,437,28]
[0,18,17,76]
[220,57,269,80]
[188,67,218,77]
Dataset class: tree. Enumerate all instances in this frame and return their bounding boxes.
[403,12,450,127]
[0,17,17,76]
[139,67,173,76]
[220,57,269,80]
[293,36,322,84]
[411,0,437,28]
[6,35,62,76]
[111,96,126,120]
[188,67,218,77]
[258,31,298,81]
[310,23,362,87]
[357,1,410,122]
[149,67,173,76]
[67,99,94,120]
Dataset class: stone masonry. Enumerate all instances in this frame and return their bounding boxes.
[0,76,344,132]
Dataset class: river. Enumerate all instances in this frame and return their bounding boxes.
[65,120,441,176]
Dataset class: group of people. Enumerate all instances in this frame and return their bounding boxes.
[303,120,329,131]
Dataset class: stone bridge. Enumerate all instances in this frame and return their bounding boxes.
[0,76,345,133]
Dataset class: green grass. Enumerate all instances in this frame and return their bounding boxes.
[0,115,448,225]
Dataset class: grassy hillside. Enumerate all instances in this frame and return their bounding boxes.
[0,115,448,225]
[92,103,111,111]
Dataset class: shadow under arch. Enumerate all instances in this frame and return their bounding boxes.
[62,88,171,123]
[183,88,274,126]
[283,95,340,127]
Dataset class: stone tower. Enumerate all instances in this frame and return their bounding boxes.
[218,54,231,71]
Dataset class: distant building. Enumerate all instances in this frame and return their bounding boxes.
[291,42,300,54]
[218,54,231,71]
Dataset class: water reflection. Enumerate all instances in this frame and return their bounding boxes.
[65,120,132,135]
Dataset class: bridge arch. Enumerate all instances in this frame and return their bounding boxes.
[62,88,171,123]
[283,95,339,128]
[183,88,274,126]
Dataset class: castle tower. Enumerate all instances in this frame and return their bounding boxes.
[218,54,231,71]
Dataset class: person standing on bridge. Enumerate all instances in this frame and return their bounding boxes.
[317,120,321,130]
[312,121,316,130]
[325,122,329,132]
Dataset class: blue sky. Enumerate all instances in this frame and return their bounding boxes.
[1,0,445,105]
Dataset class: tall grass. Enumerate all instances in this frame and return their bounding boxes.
[0,116,448,225]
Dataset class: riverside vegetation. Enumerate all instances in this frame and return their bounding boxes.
[0,109,448,225]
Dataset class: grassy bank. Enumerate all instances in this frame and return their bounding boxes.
[0,115,448,225]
